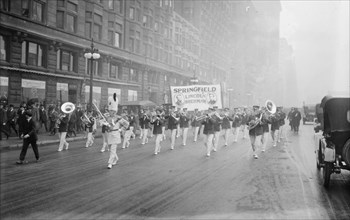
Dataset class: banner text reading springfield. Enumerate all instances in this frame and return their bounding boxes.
[172,86,217,94]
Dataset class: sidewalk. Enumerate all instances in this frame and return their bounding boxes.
[0,131,102,151]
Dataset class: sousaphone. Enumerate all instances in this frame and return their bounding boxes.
[61,102,76,114]
[265,100,276,114]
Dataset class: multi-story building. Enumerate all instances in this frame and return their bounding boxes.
[0,0,281,110]
[0,0,202,109]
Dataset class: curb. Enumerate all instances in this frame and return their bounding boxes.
[0,135,102,151]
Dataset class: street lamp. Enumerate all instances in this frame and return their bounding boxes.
[84,39,100,112]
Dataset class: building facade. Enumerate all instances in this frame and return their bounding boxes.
[0,0,281,110]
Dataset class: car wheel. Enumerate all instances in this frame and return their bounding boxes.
[323,162,333,187]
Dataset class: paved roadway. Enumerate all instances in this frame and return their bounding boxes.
[1,124,349,219]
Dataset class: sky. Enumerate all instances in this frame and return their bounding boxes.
[280,0,349,105]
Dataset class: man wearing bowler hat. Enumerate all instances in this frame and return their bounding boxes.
[16,110,40,164]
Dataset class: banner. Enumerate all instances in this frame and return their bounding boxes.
[170,84,222,111]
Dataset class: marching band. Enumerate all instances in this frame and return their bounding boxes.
[49,93,287,168]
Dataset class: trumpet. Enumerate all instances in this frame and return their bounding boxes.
[171,112,180,121]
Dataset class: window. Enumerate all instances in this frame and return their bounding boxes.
[114,32,121,48]
[109,63,120,79]
[115,0,122,14]
[21,0,45,23]
[85,12,103,41]
[0,35,9,62]
[129,68,138,82]
[108,0,114,10]
[56,49,77,72]
[129,7,134,20]
[135,31,140,54]
[86,58,102,76]
[128,90,137,101]
[56,0,77,33]
[21,41,45,67]
[0,0,11,11]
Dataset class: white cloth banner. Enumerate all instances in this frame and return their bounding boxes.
[170,84,222,111]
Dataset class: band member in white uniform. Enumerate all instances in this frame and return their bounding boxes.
[212,106,222,152]
[221,108,233,146]
[192,108,202,142]
[107,93,122,169]
[277,106,286,141]
[100,108,109,152]
[231,108,241,143]
[203,108,215,157]
[247,105,263,159]
[260,107,270,152]
[151,109,164,155]
[240,107,249,139]
[166,106,179,150]
[57,112,69,151]
[85,111,95,148]
[139,109,150,145]
[179,108,190,146]
[270,111,280,147]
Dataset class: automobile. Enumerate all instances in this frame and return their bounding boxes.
[303,104,317,124]
[314,95,350,187]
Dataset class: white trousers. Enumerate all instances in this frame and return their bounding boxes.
[182,127,188,145]
[101,132,109,151]
[205,134,214,156]
[249,135,262,154]
[278,125,285,142]
[154,134,163,153]
[261,132,269,151]
[223,129,230,145]
[122,129,133,148]
[170,129,177,149]
[86,132,94,148]
[142,128,149,144]
[271,130,278,146]
[58,132,68,151]
[241,124,247,138]
[108,144,118,165]
[162,126,166,140]
[193,126,200,142]
[232,127,240,142]
[176,124,181,137]
[213,131,220,150]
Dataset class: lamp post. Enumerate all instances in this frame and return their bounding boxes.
[84,39,100,112]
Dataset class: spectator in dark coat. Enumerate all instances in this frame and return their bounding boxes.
[7,104,18,136]
[16,110,39,164]
[39,105,48,132]
[0,103,9,140]
[17,105,27,138]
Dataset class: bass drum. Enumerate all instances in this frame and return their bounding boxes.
[342,138,350,166]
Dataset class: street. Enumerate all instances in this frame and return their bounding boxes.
[1,124,349,220]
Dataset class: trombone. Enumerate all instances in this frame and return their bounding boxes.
[92,101,109,126]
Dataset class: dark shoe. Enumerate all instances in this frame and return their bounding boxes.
[36,158,40,163]
[16,160,24,164]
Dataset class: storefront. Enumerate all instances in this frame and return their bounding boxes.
[0,76,8,104]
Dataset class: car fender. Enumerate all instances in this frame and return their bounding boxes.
[323,139,335,162]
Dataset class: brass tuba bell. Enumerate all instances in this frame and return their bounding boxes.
[61,102,76,114]
[265,100,276,114]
